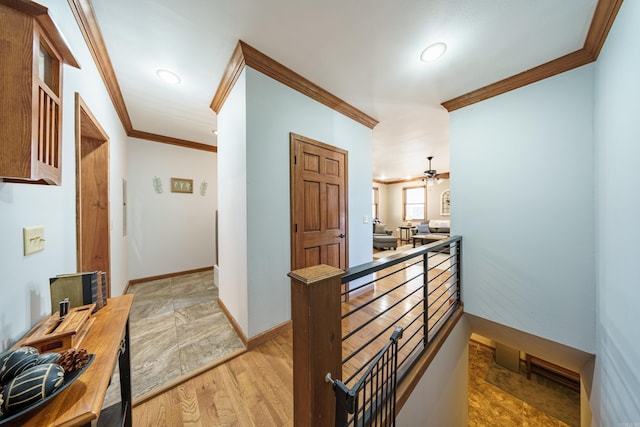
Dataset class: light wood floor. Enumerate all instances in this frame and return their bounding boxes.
[132,331,576,427]
[341,257,455,386]
[132,257,445,426]
[132,255,569,426]
[133,330,294,426]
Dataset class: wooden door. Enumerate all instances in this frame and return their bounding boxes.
[75,94,111,295]
[290,133,348,270]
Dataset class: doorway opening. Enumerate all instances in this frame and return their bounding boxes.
[75,93,111,295]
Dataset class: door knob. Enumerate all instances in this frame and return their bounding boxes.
[338,233,346,238]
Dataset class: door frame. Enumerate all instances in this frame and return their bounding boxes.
[75,93,111,295]
[289,132,349,270]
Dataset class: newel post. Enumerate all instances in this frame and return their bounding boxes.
[288,264,344,427]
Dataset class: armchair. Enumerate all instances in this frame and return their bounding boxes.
[373,223,397,250]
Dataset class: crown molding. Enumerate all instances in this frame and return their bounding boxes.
[442,0,623,112]
[67,0,132,130]
[129,130,217,152]
[441,49,593,112]
[584,0,623,56]
[210,42,246,115]
[211,41,379,129]
[66,0,216,153]
[374,173,450,185]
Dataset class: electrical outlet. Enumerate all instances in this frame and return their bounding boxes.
[23,226,45,255]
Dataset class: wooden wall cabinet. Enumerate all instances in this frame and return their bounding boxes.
[0,1,79,185]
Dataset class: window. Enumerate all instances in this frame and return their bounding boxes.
[440,189,451,216]
[372,187,379,220]
[403,186,426,221]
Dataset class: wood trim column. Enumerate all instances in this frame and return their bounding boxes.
[288,264,344,427]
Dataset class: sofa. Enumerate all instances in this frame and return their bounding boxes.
[373,223,397,250]
[412,219,450,247]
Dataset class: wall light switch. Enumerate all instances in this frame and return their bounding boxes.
[23,226,45,255]
[363,215,369,224]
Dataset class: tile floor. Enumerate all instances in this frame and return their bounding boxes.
[468,340,580,426]
[103,269,244,407]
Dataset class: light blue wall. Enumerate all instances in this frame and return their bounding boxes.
[244,68,373,336]
[592,0,640,423]
[450,64,596,353]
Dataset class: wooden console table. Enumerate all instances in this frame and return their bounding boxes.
[12,294,134,427]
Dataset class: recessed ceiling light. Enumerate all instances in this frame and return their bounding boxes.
[156,69,181,84]
[212,130,218,135]
[420,42,447,62]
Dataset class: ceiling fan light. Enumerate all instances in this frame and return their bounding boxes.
[420,42,447,62]
[423,156,442,189]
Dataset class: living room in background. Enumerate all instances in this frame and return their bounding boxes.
[403,185,426,222]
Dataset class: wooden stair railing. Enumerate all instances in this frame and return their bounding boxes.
[288,265,344,427]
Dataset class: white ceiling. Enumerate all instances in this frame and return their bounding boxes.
[91,0,597,181]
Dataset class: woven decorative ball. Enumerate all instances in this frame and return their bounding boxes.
[0,347,39,384]
[0,350,9,368]
[1,363,65,414]
[35,353,60,366]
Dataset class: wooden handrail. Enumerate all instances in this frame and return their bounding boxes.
[289,238,463,425]
[342,236,461,282]
[289,264,344,427]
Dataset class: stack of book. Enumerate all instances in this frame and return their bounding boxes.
[49,271,108,315]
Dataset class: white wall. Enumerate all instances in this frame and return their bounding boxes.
[397,316,471,427]
[591,0,640,423]
[427,179,450,221]
[385,183,404,236]
[450,64,596,353]
[0,0,128,350]
[218,67,373,338]
[127,138,217,280]
[218,69,249,334]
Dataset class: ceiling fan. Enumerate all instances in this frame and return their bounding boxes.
[423,156,445,188]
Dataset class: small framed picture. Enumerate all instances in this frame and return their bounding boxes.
[171,178,193,194]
